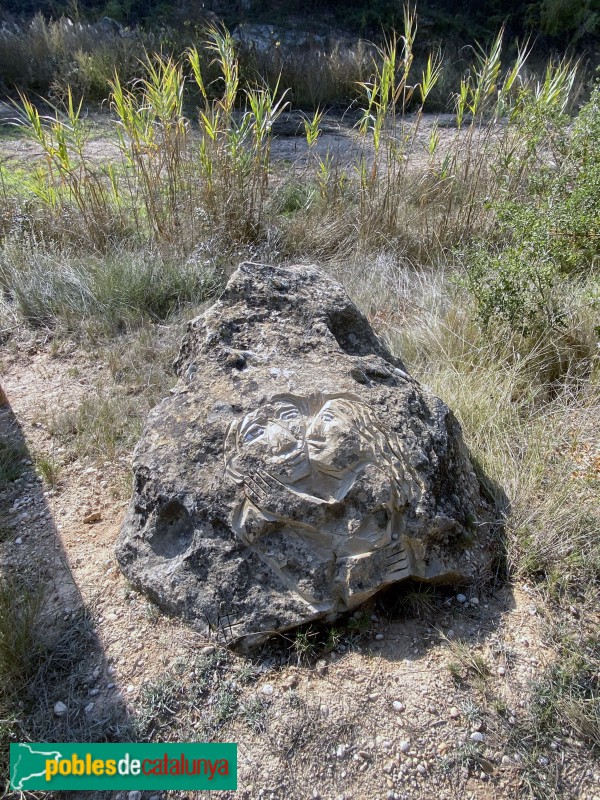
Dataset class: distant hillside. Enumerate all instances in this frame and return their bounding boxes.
[1,0,599,51]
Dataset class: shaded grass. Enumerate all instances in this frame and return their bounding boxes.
[0,575,44,689]
[0,438,27,486]
[0,576,131,791]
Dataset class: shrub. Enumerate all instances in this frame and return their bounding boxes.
[463,82,600,331]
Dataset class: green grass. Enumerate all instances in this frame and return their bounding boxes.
[0,576,44,688]
[0,439,27,486]
[34,452,61,487]
[0,578,131,786]
[132,650,244,742]
[48,393,145,462]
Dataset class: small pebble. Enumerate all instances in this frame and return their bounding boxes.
[501,755,511,766]
[470,597,479,605]
[128,792,142,800]
[201,645,215,656]
[53,701,68,717]
[449,706,460,719]
[456,594,467,604]
[261,684,274,696]
[497,665,506,676]
[470,732,485,743]
[83,510,102,524]
[15,537,23,545]
[399,740,410,753]
[375,633,385,641]
[417,764,427,775]
[392,701,405,712]
[84,702,94,714]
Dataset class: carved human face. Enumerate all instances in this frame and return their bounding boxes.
[234,399,311,483]
[306,399,368,475]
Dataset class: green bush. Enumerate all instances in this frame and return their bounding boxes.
[464,83,600,331]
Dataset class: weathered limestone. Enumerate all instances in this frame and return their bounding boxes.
[116,262,494,648]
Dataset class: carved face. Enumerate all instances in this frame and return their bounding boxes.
[225,393,376,498]
[306,398,368,475]
[232,398,311,484]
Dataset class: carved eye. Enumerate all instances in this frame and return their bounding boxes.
[243,425,265,443]
[278,407,301,422]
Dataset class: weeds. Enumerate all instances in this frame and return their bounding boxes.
[48,392,144,462]
[0,576,44,688]
[527,632,600,750]
[35,452,61,487]
[133,650,241,741]
[0,438,27,485]
[446,639,490,685]
[0,16,589,337]
[291,627,319,665]
[240,695,269,733]
[0,242,220,335]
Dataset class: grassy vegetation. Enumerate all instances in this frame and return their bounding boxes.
[0,577,131,791]
[0,439,27,486]
[0,8,598,794]
[131,649,264,742]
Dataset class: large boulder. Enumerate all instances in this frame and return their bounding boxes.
[116,262,494,648]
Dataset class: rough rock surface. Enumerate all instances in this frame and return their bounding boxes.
[116,262,494,648]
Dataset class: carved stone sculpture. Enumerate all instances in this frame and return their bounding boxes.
[116,262,494,648]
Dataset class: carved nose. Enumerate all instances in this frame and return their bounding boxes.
[306,424,326,444]
[267,426,299,454]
